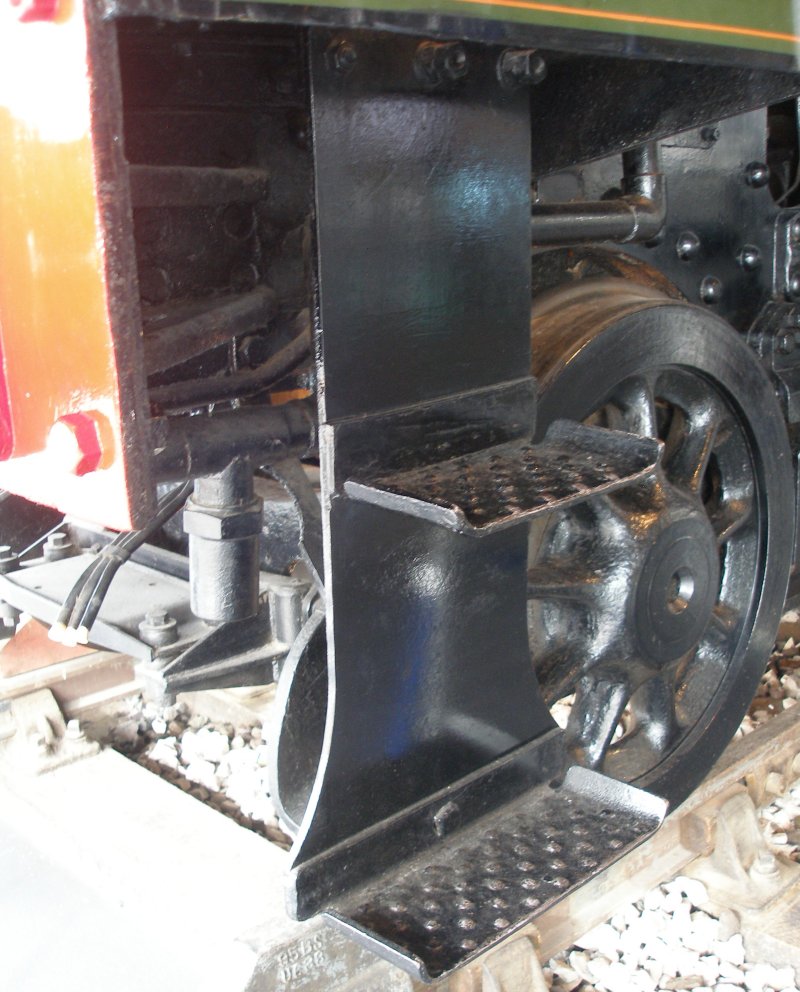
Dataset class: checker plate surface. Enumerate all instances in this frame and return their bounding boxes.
[345,421,661,535]
[327,766,666,981]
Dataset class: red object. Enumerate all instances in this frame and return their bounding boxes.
[48,411,105,476]
[0,0,153,529]
[10,0,59,21]
[0,342,13,461]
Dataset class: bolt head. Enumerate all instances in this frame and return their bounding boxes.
[745,161,770,188]
[790,216,800,244]
[778,332,796,355]
[415,41,469,86]
[753,851,779,877]
[43,530,75,561]
[329,39,357,74]
[676,231,700,261]
[700,125,720,143]
[443,45,468,80]
[46,411,108,477]
[10,0,60,21]
[498,48,547,87]
[737,244,761,271]
[139,609,179,648]
[699,275,722,305]
[0,546,18,574]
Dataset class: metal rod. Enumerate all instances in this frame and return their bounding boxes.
[143,287,277,374]
[531,141,666,246]
[150,399,317,482]
[129,164,270,208]
[149,312,311,411]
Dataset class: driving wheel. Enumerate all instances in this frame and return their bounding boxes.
[529,279,794,806]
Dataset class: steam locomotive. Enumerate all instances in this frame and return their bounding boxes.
[2,0,800,979]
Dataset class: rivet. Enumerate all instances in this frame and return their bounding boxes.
[778,332,796,355]
[745,161,770,188]
[676,231,700,261]
[700,275,722,305]
[791,216,800,244]
[737,245,761,271]
[787,265,800,301]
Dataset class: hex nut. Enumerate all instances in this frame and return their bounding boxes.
[498,48,547,88]
[415,41,469,87]
[328,39,357,75]
[183,504,263,541]
[138,610,179,648]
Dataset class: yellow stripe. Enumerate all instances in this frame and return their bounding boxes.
[453,0,800,45]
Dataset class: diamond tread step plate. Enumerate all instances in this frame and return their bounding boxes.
[326,766,666,982]
[344,420,662,535]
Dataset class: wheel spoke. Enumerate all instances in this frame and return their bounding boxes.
[533,644,585,705]
[675,607,739,704]
[527,562,601,602]
[630,676,680,755]
[709,497,754,545]
[613,374,658,437]
[565,674,630,770]
[663,409,723,492]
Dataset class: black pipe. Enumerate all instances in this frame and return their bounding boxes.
[185,457,263,623]
[149,312,311,412]
[531,142,666,245]
[150,399,317,482]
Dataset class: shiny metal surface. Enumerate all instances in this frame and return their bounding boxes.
[327,764,666,981]
[288,29,555,907]
[528,280,795,805]
[346,421,661,535]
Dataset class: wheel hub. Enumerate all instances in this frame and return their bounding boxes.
[633,507,720,666]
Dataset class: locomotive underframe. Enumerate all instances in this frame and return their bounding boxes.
[4,1,800,980]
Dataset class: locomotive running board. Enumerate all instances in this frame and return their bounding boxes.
[319,760,666,982]
[344,421,661,536]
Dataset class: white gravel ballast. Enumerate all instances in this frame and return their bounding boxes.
[120,611,800,992]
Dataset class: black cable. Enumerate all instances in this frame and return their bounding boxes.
[53,481,193,642]
[71,481,193,635]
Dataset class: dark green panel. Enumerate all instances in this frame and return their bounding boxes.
[246,0,800,55]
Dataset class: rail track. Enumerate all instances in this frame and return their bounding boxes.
[3,628,800,992]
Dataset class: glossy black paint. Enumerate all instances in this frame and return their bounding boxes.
[288,28,555,911]
[528,57,800,177]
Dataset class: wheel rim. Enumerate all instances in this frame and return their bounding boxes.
[529,279,793,804]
